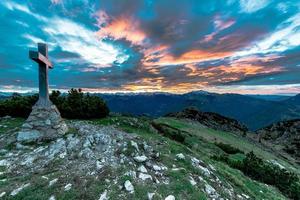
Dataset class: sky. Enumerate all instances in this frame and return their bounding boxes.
[0,0,300,95]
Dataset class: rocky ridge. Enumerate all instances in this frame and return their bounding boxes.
[256,119,300,162]
[0,120,252,200]
[166,107,248,135]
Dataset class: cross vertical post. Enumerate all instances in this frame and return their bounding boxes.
[29,43,53,107]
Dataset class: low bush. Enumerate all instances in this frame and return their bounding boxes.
[214,142,243,154]
[0,93,38,118]
[0,89,109,119]
[213,152,300,199]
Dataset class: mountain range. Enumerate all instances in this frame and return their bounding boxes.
[98,92,300,130]
[1,91,300,130]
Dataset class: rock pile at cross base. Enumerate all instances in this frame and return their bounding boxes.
[0,121,250,200]
[17,104,68,143]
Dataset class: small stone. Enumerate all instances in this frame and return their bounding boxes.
[10,183,30,196]
[49,195,56,200]
[96,161,103,170]
[49,178,58,187]
[134,155,147,162]
[0,159,10,167]
[176,153,185,160]
[191,157,200,165]
[138,173,152,181]
[59,152,67,159]
[0,192,6,198]
[198,165,211,176]
[45,119,51,125]
[22,123,33,129]
[147,192,155,200]
[131,141,139,151]
[124,180,134,193]
[17,130,41,143]
[152,165,162,171]
[165,195,175,200]
[242,194,250,199]
[3,115,11,119]
[205,184,215,193]
[124,171,137,179]
[138,165,148,173]
[64,183,72,191]
[189,176,197,186]
[99,190,108,200]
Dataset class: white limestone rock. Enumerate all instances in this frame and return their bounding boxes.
[176,153,185,160]
[64,183,72,191]
[134,155,147,162]
[49,178,58,187]
[49,195,56,200]
[10,183,31,196]
[0,192,6,198]
[165,195,175,200]
[138,173,152,181]
[131,141,139,151]
[99,190,108,200]
[189,176,197,186]
[152,164,162,171]
[147,192,155,200]
[138,165,148,173]
[124,180,134,193]
[17,130,41,143]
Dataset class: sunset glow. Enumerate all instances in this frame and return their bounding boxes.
[0,0,299,95]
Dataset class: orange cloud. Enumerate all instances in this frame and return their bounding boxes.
[144,50,232,66]
[122,77,165,92]
[201,17,235,43]
[96,13,146,45]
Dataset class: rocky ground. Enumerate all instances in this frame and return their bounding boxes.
[0,116,296,199]
[255,119,300,163]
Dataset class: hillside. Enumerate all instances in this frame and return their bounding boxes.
[99,92,300,130]
[256,119,300,163]
[165,107,248,135]
[0,116,299,199]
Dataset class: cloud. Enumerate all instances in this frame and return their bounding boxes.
[96,11,147,46]
[235,13,300,56]
[0,0,299,95]
[42,17,129,67]
[239,0,270,13]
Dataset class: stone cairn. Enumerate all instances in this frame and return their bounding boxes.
[17,43,68,143]
[17,103,68,143]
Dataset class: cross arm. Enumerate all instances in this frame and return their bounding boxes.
[29,51,53,68]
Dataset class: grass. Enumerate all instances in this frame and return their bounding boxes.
[0,116,298,199]
[0,118,24,135]
[154,117,299,173]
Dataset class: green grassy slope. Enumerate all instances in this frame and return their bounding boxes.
[0,116,298,199]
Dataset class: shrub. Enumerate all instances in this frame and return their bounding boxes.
[53,89,109,119]
[0,93,38,118]
[0,89,109,119]
[214,151,300,199]
[214,142,243,154]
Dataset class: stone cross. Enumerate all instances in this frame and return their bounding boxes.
[29,43,53,107]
